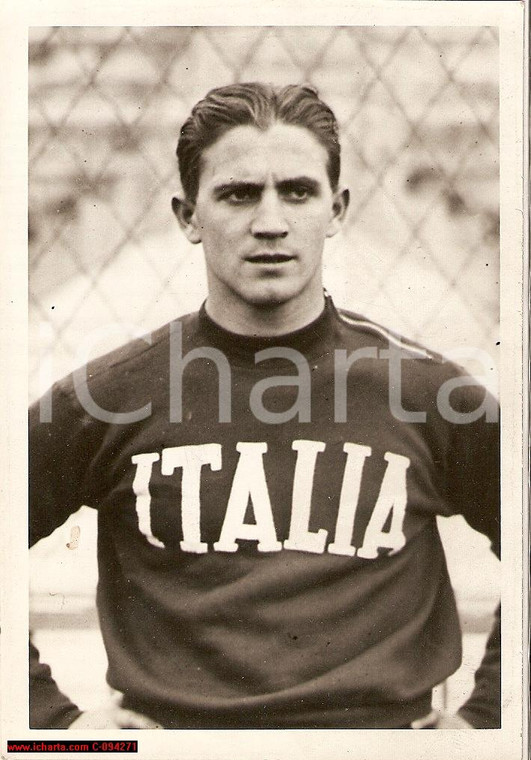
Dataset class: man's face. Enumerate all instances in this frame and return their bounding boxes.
[176,122,348,318]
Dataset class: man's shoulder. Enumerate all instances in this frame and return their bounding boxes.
[91,311,198,373]
[331,303,487,401]
[334,304,497,419]
[56,310,200,398]
[334,305,447,364]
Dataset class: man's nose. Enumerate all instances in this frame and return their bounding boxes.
[250,192,288,239]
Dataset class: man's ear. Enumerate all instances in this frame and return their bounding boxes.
[326,188,350,239]
[172,196,202,244]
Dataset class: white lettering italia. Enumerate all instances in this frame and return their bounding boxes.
[129,441,410,558]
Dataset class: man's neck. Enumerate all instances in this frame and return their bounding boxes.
[204,291,327,337]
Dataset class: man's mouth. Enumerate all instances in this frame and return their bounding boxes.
[246,253,295,264]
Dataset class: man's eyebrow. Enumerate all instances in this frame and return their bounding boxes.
[213,181,262,197]
[276,177,321,192]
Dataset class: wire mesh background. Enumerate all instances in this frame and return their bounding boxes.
[29,26,499,401]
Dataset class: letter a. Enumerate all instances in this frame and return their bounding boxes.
[357,452,410,559]
[214,442,281,553]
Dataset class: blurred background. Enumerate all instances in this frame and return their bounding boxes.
[29,26,500,716]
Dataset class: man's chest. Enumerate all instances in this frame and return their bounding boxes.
[96,401,444,561]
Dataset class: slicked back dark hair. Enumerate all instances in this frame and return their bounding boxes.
[177,83,341,203]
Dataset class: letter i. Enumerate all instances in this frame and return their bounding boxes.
[131,452,165,548]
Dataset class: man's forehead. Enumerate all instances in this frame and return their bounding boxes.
[199,122,330,183]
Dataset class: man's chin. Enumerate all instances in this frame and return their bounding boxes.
[237,278,310,307]
[249,291,291,304]
[242,291,295,309]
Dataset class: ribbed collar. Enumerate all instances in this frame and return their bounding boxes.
[196,295,338,367]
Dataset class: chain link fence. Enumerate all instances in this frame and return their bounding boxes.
[29,26,499,400]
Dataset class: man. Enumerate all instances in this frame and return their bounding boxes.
[29,83,500,730]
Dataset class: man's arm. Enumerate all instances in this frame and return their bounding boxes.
[30,639,161,730]
[29,641,82,729]
[29,382,98,727]
[29,381,160,729]
[443,380,501,728]
[457,604,501,728]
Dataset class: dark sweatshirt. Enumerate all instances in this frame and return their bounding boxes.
[29,296,500,729]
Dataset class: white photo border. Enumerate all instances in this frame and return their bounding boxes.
[1,2,528,759]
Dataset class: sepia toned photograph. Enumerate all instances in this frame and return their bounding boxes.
[2,3,527,760]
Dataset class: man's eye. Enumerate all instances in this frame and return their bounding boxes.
[283,187,311,202]
[225,188,258,204]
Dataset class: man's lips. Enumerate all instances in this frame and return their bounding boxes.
[245,253,295,264]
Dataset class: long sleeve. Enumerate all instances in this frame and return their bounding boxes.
[29,380,103,727]
[29,382,102,547]
[29,640,82,729]
[457,604,501,728]
[444,380,501,728]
